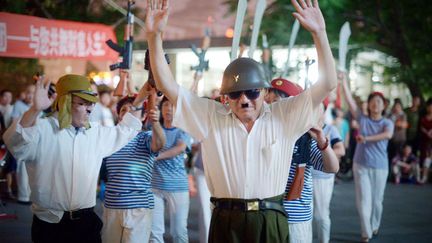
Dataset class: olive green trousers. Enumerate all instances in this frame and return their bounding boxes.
[208,195,289,243]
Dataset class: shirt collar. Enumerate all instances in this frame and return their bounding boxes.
[73,126,87,134]
[49,113,89,134]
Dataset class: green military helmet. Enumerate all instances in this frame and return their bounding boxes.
[220,57,271,94]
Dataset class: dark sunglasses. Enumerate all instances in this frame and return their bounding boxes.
[227,89,261,100]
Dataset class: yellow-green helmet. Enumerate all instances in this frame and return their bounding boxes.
[56,74,98,103]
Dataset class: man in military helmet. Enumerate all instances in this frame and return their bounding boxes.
[3,74,149,243]
[145,0,337,242]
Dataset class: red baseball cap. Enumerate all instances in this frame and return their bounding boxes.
[370,91,385,100]
[270,78,303,97]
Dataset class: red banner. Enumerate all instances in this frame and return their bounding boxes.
[0,12,119,61]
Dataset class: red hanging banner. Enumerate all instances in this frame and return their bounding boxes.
[0,12,119,61]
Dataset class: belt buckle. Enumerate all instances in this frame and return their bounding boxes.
[247,201,259,211]
[68,210,80,220]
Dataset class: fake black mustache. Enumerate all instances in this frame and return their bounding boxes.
[241,103,249,108]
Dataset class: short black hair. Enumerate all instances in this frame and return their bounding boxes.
[116,96,136,115]
[159,96,170,124]
[0,89,12,96]
[367,92,386,116]
[367,93,385,104]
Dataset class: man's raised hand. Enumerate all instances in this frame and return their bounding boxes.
[146,0,169,36]
[291,0,326,34]
[33,76,55,112]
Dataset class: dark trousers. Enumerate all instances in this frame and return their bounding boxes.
[31,210,102,243]
[209,195,289,243]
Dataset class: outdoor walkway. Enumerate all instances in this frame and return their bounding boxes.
[1,181,431,242]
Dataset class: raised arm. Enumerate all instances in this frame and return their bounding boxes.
[321,145,340,173]
[309,126,339,173]
[124,79,154,120]
[292,0,337,107]
[339,72,359,119]
[114,70,129,97]
[146,0,179,104]
[189,72,203,94]
[132,81,151,108]
[147,97,166,152]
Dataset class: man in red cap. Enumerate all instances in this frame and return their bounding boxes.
[265,77,303,103]
[267,77,340,243]
[145,0,338,242]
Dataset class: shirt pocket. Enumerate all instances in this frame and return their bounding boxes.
[262,140,279,166]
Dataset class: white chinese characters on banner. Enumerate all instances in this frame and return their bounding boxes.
[29,25,107,57]
[0,23,6,52]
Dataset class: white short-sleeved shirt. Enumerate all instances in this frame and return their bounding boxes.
[173,87,320,199]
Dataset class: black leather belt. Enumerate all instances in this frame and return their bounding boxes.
[64,207,94,220]
[211,197,286,217]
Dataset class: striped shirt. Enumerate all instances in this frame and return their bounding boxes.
[151,127,191,192]
[104,131,157,209]
[284,136,323,223]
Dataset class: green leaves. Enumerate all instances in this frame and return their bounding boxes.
[224,0,432,98]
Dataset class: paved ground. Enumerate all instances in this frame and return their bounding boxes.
[1,181,431,243]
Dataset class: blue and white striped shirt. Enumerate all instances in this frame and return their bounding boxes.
[284,137,323,223]
[104,131,157,209]
[151,127,191,192]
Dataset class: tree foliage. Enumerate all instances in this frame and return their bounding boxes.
[225,0,432,98]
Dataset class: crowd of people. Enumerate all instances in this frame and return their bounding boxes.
[0,0,431,243]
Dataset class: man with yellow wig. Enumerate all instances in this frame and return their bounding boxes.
[3,74,146,243]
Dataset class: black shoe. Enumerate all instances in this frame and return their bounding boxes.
[17,200,32,205]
